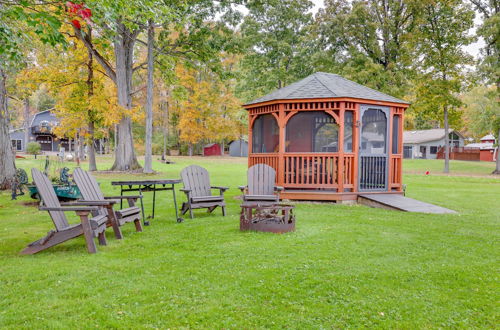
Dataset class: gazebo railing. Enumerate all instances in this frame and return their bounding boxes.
[343,153,355,188]
[249,154,279,171]
[249,152,356,190]
[284,153,339,188]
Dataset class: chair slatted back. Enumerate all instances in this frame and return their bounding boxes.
[31,168,69,231]
[181,165,211,198]
[248,164,275,196]
[73,168,106,216]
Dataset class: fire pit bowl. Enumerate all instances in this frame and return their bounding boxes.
[240,203,295,233]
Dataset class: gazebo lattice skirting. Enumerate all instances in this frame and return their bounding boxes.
[243,72,410,201]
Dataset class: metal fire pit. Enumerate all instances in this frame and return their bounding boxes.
[240,203,295,233]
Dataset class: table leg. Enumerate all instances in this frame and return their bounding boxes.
[120,186,123,209]
[152,184,156,219]
[139,187,147,225]
[172,185,182,222]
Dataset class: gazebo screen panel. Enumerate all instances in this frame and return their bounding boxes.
[285,111,339,153]
[344,111,354,152]
[252,114,279,153]
[361,109,387,154]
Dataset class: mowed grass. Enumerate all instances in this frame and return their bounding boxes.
[0,156,498,328]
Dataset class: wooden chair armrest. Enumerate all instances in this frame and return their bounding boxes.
[238,185,247,192]
[180,188,191,193]
[104,195,142,200]
[39,206,98,212]
[211,186,228,191]
[62,200,116,206]
[275,186,284,191]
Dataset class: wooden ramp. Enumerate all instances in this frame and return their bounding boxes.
[358,194,457,214]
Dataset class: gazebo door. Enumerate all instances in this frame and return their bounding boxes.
[358,105,389,191]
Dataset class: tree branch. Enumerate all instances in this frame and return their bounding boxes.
[72,26,117,83]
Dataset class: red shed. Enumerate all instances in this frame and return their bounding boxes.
[203,143,222,156]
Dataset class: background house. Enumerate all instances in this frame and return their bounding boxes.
[403,129,464,159]
[464,134,497,162]
[10,109,106,153]
[10,110,68,152]
[229,140,248,157]
[203,143,222,156]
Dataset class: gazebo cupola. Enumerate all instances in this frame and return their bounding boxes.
[243,72,410,201]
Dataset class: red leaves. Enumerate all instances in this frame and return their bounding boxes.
[79,8,92,20]
[66,2,83,14]
[66,2,92,29]
[71,19,81,29]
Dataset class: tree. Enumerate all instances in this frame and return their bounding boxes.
[237,0,316,101]
[20,29,120,171]
[315,0,417,98]
[469,0,500,89]
[0,2,65,189]
[411,0,474,173]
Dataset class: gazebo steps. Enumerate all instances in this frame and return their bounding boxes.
[358,194,457,214]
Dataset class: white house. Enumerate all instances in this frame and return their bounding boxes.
[403,129,464,159]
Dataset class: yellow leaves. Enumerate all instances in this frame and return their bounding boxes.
[174,63,243,145]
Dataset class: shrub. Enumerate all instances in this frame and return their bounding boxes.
[26,142,41,155]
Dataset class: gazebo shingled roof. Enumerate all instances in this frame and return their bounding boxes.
[245,72,409,106]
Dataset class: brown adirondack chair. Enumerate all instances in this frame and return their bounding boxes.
[180,165,228,218]
[21,168,109,255]
[239,164,283,204]
[73,168,143,236]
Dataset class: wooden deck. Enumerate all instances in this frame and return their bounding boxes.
[358,194,457,214]
[280,190,403,201]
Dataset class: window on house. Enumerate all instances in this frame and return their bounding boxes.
[11,140,22,151]
[430,146,438,154]
[403,146,412,158]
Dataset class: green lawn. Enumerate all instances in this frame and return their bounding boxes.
[0,156,498,328]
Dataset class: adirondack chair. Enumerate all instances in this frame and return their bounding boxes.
[21,169,109,255]
[73,168,143,237]
[180,165,228,219]
[239,164,283,204]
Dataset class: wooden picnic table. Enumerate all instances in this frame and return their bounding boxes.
[111,179,183,224]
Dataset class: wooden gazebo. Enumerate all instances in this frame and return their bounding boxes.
[243,72,410,201]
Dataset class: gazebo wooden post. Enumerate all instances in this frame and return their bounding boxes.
[398,110,404,190]
[247,112,253,167]
[277,104,285,186]
[352,103,360,192]
[337,102,345,192]
[388,107,394,190]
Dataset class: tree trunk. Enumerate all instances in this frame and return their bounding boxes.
[23,98,30,151]
[221,140,224,155]
[162,93,169,161]
[86,27,97,172]
[188,143,193,156]
[111,21,141,171]
[75,132,81,166]
[443,106,450,173]
[79,132,85,160]
[144,20,154,174]
[494,128,500,174]
[88,121,97,171]
[0,67,16,190]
